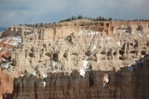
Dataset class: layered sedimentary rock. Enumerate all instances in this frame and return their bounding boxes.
[9,55,149,99]
[0,70,13,99]
[0,19,149,98]
[0,36,21,63]
[8,20,149,75]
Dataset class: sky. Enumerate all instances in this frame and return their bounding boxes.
[0,0,149,27]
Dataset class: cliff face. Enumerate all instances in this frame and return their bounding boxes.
[0,20,149,99]
[0,70,13,99]
[9,55,149,99]
[6,20,149,76]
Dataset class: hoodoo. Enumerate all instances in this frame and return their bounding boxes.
[0,20,149,99]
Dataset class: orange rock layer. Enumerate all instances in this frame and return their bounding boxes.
[0,70,13,99]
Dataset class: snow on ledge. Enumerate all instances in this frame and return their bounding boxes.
[32,71,36,76]
[79,30,100,35]
[80,68,85,77]
[93,45,97,50]
[8,36,22,46]
[80,59,89,77]
[117,41,121,47]
[42,72,47,78]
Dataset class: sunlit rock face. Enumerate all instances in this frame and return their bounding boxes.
[0,20,149,99]
[0,70,13,99]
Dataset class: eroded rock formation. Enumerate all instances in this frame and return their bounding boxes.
[8,55,149,99]
[0,69,13,99]
[0,19,149,98]
[9,20,149,75]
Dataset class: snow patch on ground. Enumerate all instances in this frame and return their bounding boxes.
[0,62,11,69]
[105,78,109,83]
[90,31,99,35]
[107,37,111,40]
[141,55,144,58]
[80,59,89,77]
[93,45,97,50]
[122,30,127,33]
[80,69,85,77]
[83,60,88,69]
[42,81,46,88]
[49,61,59,73]
[52,61,58,68]
[139,33,143,37]
[21,74,24,77]
[128,65,134,72]
[4,37,11,44]
[2,58,6,62]
[117,41,121,47]
[9,36,22,46]
[42,72,47,78]
[79,30,100,35]
[32,71,36,76]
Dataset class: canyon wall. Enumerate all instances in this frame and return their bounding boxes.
[0,70,13,99]
[0,20,149,99]
[6,55,149,99]
[9,20,149,75]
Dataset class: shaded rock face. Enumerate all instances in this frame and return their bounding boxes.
[6,55,149,99]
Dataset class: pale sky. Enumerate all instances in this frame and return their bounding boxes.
[0,0,149,27]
